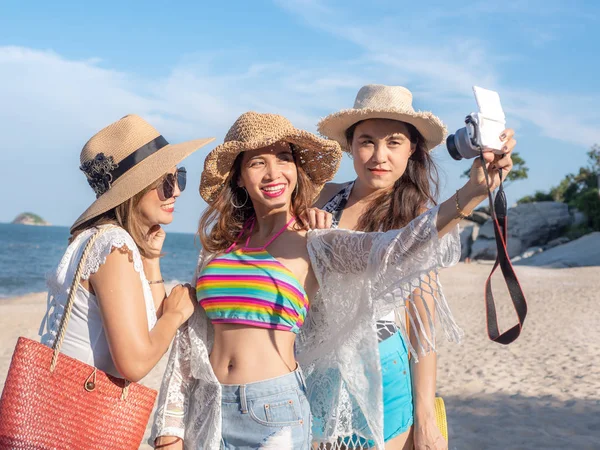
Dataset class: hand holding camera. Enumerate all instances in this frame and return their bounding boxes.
[445,88,527,347]
[447,86,516,197]
[467,127,516,196]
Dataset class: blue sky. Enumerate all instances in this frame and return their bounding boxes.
[1,0,598,233]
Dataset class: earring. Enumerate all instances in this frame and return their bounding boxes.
[293,184,299,197]
[231,188,249,209]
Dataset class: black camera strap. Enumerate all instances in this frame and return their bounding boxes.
[479,152,528,344]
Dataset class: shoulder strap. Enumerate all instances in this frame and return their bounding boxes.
[325,182,353,226]
[480,154,528,344]
[263,217,296,249]
[226,217,255,253]
[50,225,118,372]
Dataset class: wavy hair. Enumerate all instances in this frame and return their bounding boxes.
[198,144,315,254]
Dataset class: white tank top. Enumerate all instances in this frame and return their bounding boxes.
[39,226,157,378]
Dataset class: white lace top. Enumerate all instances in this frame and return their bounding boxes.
[322,180,398,341]
[39,226,157,378]
[151,207,462,449]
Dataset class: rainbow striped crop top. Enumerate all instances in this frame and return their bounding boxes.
[196,218,309,334]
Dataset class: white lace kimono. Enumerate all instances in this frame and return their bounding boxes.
[151,207,462,449]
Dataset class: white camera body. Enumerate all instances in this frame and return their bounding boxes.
[446,86,508,161]
[469,86,506,152]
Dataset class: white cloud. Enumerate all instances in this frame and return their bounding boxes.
[504,90,600,147]
[273,0,600,148]
[0,46,360,230]
[1,8,599,231]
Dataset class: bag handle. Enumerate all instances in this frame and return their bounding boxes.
[479,152,528,344]
[50,226,117,371]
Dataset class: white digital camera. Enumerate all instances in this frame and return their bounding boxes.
[447,86,507,160]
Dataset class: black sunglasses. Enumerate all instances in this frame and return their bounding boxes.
[158,167,187,199]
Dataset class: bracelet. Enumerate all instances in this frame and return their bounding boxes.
[155,437,182,449]
[147,278,164,285]
[455,190,471,220]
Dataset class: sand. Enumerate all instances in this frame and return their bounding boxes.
[1,265,598,449]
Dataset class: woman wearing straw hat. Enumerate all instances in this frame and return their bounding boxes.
[311,84,517,450]
[152,110,514,449]
[39,114,214,383]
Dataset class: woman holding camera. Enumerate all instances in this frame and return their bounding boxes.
[151,108,515,449]
[311,84,516,450]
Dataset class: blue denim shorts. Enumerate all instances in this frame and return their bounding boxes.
[220,365,312,449]
[379,331,414,440]
[337,332,414,446]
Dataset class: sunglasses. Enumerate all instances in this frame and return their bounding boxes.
[158,167,187,200]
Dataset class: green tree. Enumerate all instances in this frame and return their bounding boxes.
[588,144,600,173]
[518,144,600,231]
[573,189,600,230]
[588,145,600,195]
[517,191,554,204]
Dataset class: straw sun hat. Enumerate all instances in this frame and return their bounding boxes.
[200,112,342,203]
[318,84,447,151]
[71,114,214,232]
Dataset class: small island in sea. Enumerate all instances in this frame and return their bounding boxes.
[11,212,51,226]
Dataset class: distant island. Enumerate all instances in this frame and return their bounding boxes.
[12,212,51,226]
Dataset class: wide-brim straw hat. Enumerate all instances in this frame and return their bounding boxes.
[318,84,447,151]
[71,114,214,233]
[200,111,342,203]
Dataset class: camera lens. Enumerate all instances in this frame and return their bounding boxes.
[446,135,463,161]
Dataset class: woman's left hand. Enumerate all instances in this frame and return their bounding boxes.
[306,208,333,230]
[413,419,448,450]
[145,224,167,259]
[467,128,516,195]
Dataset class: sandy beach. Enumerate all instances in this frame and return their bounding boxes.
[1,264,598,449]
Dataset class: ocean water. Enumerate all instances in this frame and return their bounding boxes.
[0,223,200,298]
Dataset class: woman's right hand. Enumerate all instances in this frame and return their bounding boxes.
[465,128,516,197]
[162,283,196,325]
[154,436,183,449]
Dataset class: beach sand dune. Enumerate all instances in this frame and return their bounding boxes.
[1,265,598,449]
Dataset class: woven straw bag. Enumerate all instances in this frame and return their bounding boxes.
[0,227,157,449]
[435,397,448,441]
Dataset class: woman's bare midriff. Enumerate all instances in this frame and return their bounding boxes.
[210,323,297,384]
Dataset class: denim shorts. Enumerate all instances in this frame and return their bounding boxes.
[323,332,413,446]
[379,331,413,440]
[220,365,312,449]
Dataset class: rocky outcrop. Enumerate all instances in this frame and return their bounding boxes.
[470,232,523,260]
[515,232,600,268]
[459,220,479,261]
[11,213,51,226]
[468,202,573,260]
[468,210,490,225]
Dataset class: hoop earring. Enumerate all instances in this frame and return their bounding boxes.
[231,188,248,209]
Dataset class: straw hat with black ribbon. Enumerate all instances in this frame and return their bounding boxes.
[200,111,342,204]
[318,84,447,152]
[71,114,215,233]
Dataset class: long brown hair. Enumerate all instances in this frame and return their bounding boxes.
[70,180,162,258]
[198,144,314,254]
[346,121,440,232]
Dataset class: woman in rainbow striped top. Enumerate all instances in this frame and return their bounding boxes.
[152,111,516,449]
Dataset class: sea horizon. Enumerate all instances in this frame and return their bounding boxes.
[0,222,200,298]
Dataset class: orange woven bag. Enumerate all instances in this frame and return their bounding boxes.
[0,227,157,449]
